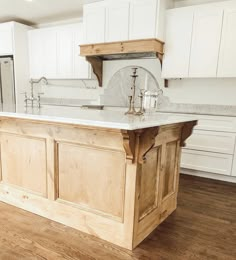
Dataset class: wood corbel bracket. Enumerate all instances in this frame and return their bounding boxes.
[180,121,198,147]
[156,53,168,88]
[138,127,159,164]
[121,130,136,163]
[86,56,103,87]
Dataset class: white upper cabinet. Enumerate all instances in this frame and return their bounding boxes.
[57,25,75,78]
[189,8,223,77]
[162,1,236,79]
[0,23,13,55]
[73,23,91,79]
[83,1,106,44]
[129,0,157,40]
[105,0,130,42]
[162,8,194,78]
[42,28,57,78]
[28,23,90,79]
[29,28,57,79]
[83,0,170,44]
[218,7,236,77]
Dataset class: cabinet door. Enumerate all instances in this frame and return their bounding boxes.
[218,8,236,77]
[129,0,157,40]
[105,0,129,42]
[0,23,13,55]
[189,8,223,77]
[29,30,44,78]
[57,26,74,78]
[83,2,106,44]
[162,9,194,78]
[74,23,90,79]
[42,28,57,78]
[181,149,233,176]
[29,28,57,79]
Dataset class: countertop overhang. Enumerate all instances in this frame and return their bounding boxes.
[0,105,197,130]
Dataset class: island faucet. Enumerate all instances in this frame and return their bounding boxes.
[22,77,47,108]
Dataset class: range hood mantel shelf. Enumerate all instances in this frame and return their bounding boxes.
[80,38,164,87]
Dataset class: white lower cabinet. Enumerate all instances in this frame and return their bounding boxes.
[179,113,236,181]
[182,150,233,176]
[185,130,235,154]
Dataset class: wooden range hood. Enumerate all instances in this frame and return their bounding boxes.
[80,38,164,87]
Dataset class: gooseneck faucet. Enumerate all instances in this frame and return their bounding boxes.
[22,77,47,108]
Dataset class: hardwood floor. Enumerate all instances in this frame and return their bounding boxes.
[0,174,236,260]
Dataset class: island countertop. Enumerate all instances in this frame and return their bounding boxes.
[0,105,198,130]
[0,103,197,250]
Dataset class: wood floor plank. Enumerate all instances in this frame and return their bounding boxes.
[0,174,236,260]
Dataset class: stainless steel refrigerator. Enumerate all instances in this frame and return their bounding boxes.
[0,57,15,106]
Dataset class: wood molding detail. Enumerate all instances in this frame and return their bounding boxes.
[81,39,165,87]
[138,127,159,164]
[181,121,198,147]
[121,130,136,162]
[86,57,103,87]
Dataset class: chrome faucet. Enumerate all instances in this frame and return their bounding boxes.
[22,77,47,108]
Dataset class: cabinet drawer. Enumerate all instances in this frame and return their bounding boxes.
[185,130,236,154]
[181,150,233,176]
[195,117,235,132]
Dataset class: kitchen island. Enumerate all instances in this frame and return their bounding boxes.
[0,106,197,250]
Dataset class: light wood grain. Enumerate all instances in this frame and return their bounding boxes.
[0,117,196,250]
[80,38,164,86]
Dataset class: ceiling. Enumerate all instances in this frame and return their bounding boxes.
[0,0,93,26]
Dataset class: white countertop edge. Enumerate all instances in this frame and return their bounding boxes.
[0,110,198,131]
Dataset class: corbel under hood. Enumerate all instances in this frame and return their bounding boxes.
[80,38,164,87]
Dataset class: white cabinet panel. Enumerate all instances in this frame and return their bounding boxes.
[83,2,106,44]
[162,9,194,78]
[129,0,157,40]
[105,0,129,42]
[74,24,90,79]
[181,150,233,176]
[57,27,74,78]
[232,149,236,177]
[0,23,13,55]
[185,130,236,154]
[29,28,57,79]
[42,28,57,78]
[218,8,236,77]
[29,23,90,79]
[29,30,43,78]
[189,8,223,77]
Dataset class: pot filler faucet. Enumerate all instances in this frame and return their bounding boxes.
[22,77,47,108]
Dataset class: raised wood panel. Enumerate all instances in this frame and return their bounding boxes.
[0,133,47,196]
[57,142,126,221]
[162,141,178,199]
[138,147,160,220]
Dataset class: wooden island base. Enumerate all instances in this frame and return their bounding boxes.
[0,118,196,250]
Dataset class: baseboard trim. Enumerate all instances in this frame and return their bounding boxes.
[181,168,236,183]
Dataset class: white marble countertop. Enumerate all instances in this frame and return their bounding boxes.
[0,104,197,130]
